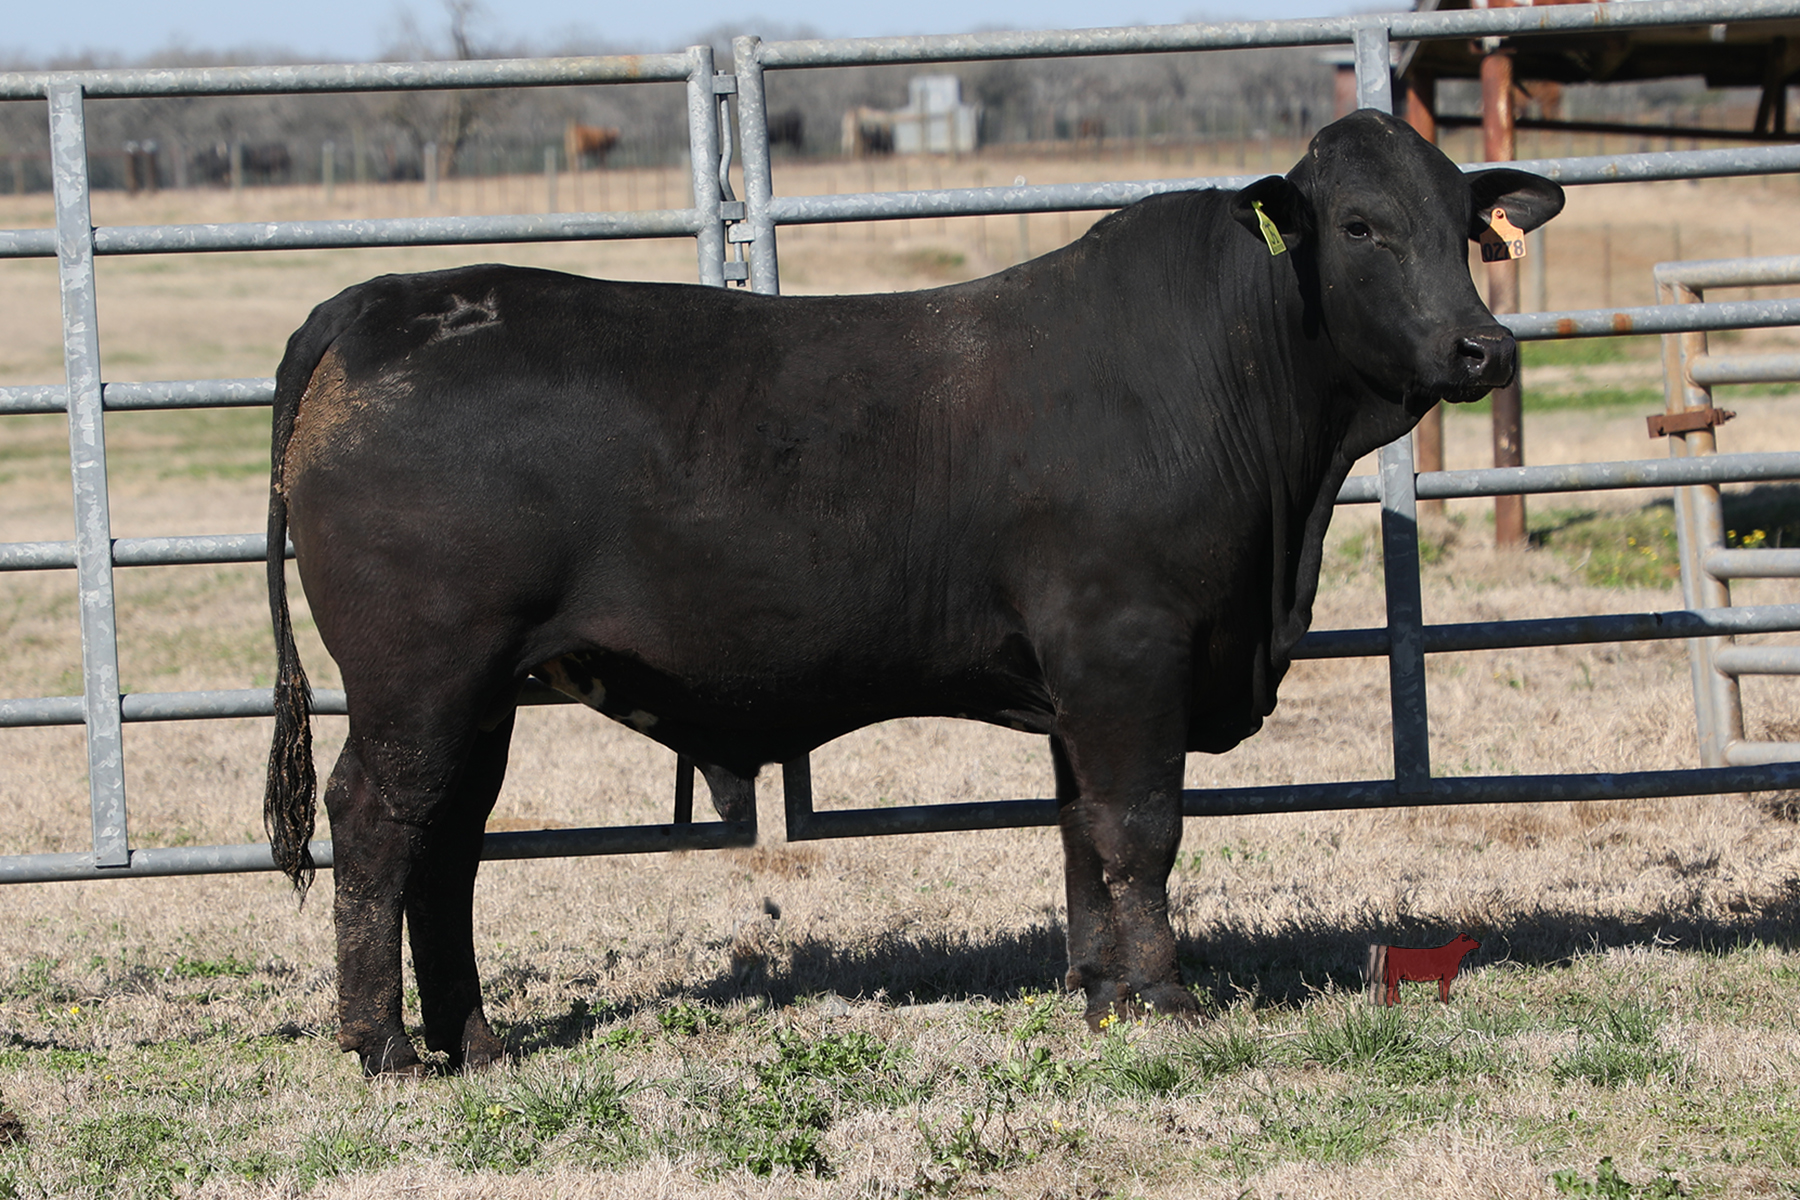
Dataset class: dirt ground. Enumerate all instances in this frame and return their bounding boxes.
[2,139,1799,1197]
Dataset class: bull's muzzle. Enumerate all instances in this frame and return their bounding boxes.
[1448,326,1518,396]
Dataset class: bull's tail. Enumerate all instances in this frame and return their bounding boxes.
[265,287,372,896]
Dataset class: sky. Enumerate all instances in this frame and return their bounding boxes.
[2,0,1365,66]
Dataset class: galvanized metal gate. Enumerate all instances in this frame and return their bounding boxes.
[5,0,1800,886]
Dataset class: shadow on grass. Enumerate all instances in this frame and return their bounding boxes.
[654,874,1800,1015]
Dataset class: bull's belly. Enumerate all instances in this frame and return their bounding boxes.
[530,648,1053,777]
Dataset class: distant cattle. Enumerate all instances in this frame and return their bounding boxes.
[191,141,292,187]
[122,140,160,195]
[767,108,805,151]
[564,122,621,168]
[264,110,1561,1075]
[841,106,894,156]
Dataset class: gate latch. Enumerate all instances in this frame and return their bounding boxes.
[1648,407,1736,438]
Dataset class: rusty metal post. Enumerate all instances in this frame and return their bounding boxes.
[1482,35,1526,548]
[1404,73,1445,515]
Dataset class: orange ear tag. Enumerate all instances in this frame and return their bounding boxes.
[1479,207,1527,263]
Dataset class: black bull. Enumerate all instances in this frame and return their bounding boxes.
[264,110,1562,1075]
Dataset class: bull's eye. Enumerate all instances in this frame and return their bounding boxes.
[1344,220,1372,240]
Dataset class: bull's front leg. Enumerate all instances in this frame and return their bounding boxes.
[1048,637,1198,1028]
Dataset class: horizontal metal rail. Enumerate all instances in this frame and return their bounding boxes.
[4,145,1798,270]
[1295,603,1800,659]
[1337,451,1800,504]
[785,759,1800,841]
[1706,549,1800,578]
[0,681,588,728]
[0,379,274,415]
[1436,113,1800,144]
[1506,296,1800,339]
[752,0,1800,67]
[6,601,1795,729]
[0,817,756,884]
[5,144,1784,268]
[0,53,695,100]
[1656,254,1800,289]
[3,451,1792,574]
[1714,645,1800,675]
[0,534,284,571]
[759,143,1800,228]
[7,753,1796,883]
[3,290,1794,419]
[0,209,702,261]
[1725,741,1800,765]
[1690,353,1800,385]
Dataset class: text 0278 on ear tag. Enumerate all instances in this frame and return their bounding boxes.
[1479,207,1527,263]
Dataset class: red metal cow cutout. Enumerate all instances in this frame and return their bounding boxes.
[1366,934,1480,1005]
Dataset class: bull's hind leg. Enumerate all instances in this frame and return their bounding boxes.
[325,687,502,1077]
[323,738,431,1076]
[405,711,514,1071]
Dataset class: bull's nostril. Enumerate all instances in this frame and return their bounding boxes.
[1456,336,1490,366]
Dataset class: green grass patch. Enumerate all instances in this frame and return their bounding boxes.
[1458,386,1664,415]
[1529,484,1800,589]
[296,1118,401,1190]
[1520,336,1657,369]
[165,954,256,980]
[449,1063,643,1171]
[1551,1156,1685,1198]
[70,1111,218,1198]
[1550,1001,1683,1089]
[1531,504,1681,588]
[1219,1085,1457,1171]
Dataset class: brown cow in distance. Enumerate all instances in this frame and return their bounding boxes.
[564,122,620,168]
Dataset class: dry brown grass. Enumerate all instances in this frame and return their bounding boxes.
[2,147,1799,1198]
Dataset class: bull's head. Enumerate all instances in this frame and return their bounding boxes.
[1231,109,1564,415]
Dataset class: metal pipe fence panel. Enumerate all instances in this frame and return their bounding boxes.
[1654,254,1800,768]
[4,1,1800,884]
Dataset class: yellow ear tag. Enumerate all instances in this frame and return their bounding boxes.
[1252,200,1287,257]
[1479,206,1527,263]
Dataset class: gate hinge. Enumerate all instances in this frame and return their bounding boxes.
[1648,407,1736,438]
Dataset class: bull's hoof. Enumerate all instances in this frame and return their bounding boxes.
[458,1026,508,1073]
[1081,982,1203,1031]
[355,1036,428,1079]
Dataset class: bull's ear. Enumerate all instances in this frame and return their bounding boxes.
[1466,168,1565,237]
[1230,174,1307,254]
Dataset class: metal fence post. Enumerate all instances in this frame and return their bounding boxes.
[48,82,130,868]
[731,33,810,824]
[1662,277,1741,765]
[1356,25,1432,792]
[731,35,780,296]
[685,44,728,288]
